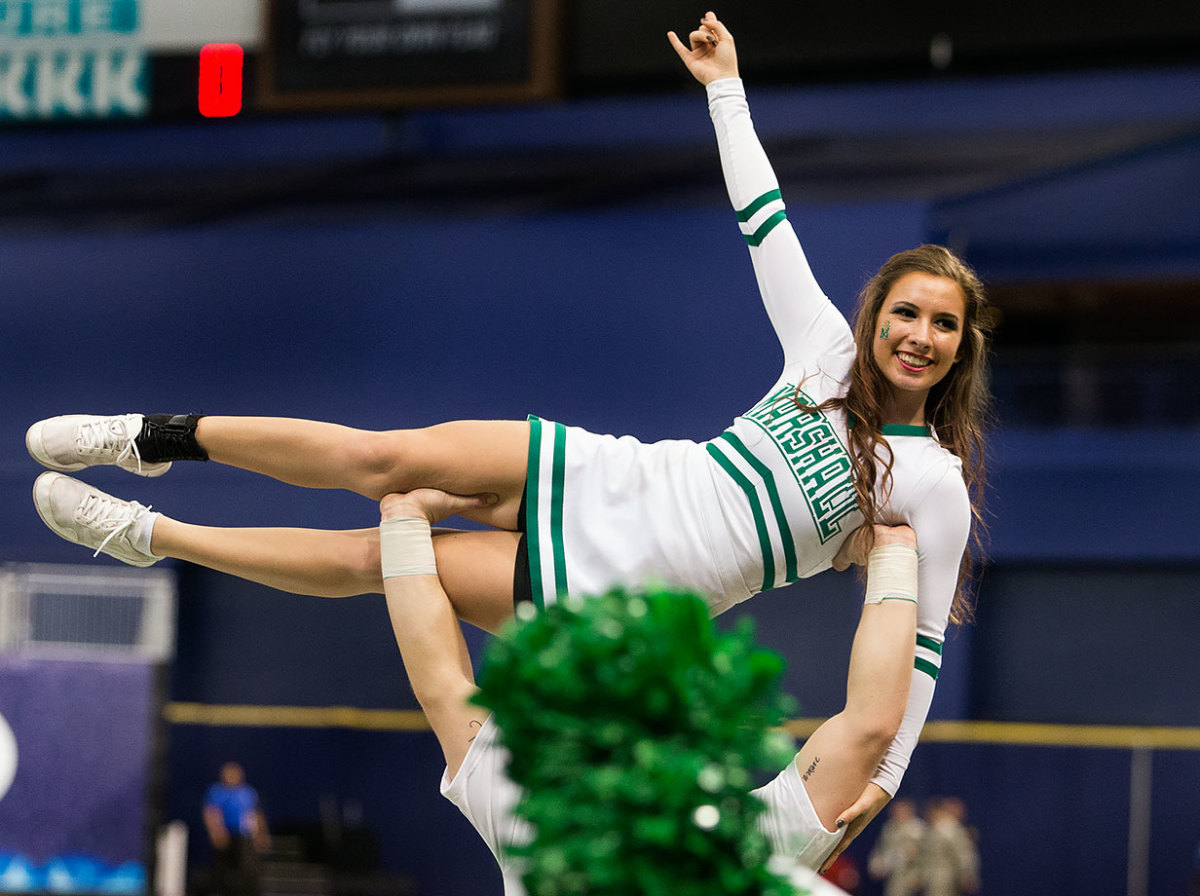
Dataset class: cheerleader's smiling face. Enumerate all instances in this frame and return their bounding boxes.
[872,272,966,401]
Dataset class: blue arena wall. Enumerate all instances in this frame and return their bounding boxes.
[1,66,1199,896]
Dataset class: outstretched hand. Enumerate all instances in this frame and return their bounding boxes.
[380,488,497,524]
[667,11,738,86]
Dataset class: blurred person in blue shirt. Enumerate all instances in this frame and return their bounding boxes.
[203,762,270,896]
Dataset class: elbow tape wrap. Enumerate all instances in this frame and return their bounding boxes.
[379,517,437,578]
[864,544,919,605]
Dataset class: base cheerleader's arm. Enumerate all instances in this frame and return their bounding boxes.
[825,473,972,869]
[379,490,497,779]
[810,530,921,872]
[788,528,917,852]
[819,645,940,871]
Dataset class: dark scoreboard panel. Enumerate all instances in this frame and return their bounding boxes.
[251,0,1200,113]
[258,0,562,111]
[21,0,1200,121]
[569,0,1200,90]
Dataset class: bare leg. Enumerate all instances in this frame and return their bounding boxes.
[151,516,520,633]
[194,417,531,529]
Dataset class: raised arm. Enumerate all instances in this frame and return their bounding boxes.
[671,13,852,368]
[378,489,497,777]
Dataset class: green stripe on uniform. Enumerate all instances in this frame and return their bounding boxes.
[550,421,569,598]
[744,210,787,247]
[882,424,933,437]
[706,442,775,591]
[735,188,782,223]
[917,635,943,655]
[524,415,545,608]
[914,657,940,681]
[717,432,797,583]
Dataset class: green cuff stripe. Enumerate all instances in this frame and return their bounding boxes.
[744,210,787,247]
[524,415,545,609]
[706,443,775,591]
[915,657,940,681]
[717,432,797,582]
[549,421,569,599]
[917,635,943,655]
[735,188,782,223]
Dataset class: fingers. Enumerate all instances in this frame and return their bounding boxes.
[837,801,865,828]
[873,523,917,550]
[667,27,715,62]
[818,804,862,873]
[667,12,729,56]
[833,524,873,569]
[701,11,730,43]
[381,489,498,523]
[433,490,499,515]
[666,29,690,61]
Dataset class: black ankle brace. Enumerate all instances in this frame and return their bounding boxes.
[138,414,209,462]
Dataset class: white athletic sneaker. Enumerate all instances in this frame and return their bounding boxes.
[33,472,163,567]
[26,414,172,477]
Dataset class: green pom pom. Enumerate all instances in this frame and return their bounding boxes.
[474,588,802,895]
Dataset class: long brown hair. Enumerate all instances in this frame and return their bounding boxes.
[801,245,993,624]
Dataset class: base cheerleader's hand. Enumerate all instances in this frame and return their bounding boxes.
[819,782,892,875]
[667,11,739,85]
[380,489,497,525]
[832,524,917,572]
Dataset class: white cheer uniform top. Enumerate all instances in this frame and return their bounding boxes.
[524,79,971,796]
[703,77,970,795]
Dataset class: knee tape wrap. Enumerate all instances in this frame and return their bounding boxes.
[380,517,437,578]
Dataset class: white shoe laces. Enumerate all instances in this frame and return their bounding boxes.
[76,417,146,473]
[75,490,151,558]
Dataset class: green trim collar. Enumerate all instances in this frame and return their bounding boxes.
[881,424,932,437]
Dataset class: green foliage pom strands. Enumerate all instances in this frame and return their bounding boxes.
[474,589,805,896]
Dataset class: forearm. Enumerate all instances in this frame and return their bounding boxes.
[870,661,936,796]
[871,470,968,793]
[707,78,778,214]
[203,808,229,847]
[796,598,915,827]
[379,513,486,775]
[383,574,475,712]
[706,77,841,359]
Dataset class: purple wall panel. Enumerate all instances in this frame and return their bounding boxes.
[0,657,153,868]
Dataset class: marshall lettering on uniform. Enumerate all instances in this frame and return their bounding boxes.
[742,385,858,543]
